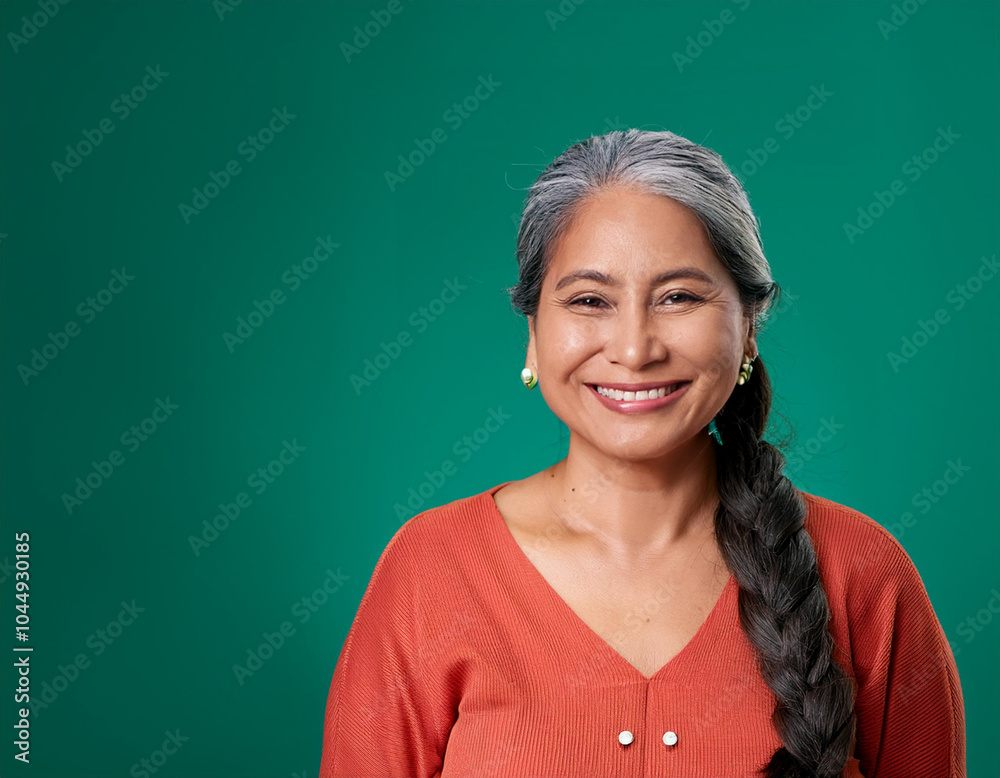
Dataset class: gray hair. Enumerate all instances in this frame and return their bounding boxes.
[508,129,778,334]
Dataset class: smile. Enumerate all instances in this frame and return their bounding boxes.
[585,381,691,414]
[592,383,683,401]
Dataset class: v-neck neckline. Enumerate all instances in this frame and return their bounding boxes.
[481,479,736,685]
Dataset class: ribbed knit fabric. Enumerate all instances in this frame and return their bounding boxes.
[319,480,966,778]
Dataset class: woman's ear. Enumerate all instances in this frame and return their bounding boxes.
[526,315,537,367]
[744,312,759,361]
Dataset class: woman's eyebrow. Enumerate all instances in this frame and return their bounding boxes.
[553,267,715,291]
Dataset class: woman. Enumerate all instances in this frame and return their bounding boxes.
[319,129,966,777]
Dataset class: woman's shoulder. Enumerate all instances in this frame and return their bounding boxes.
[799,489,903,554]
[798,488,927,610]
[373,482,502,576]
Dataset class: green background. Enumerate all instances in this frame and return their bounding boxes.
[2,1,998,775]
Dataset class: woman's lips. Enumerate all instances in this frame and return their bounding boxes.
[586,381,690,414]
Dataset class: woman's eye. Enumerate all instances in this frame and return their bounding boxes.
[568,293,701,309]
[569,296,606,308]
[664,292,701,304]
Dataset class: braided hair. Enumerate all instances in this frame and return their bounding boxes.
[506,129,856,777]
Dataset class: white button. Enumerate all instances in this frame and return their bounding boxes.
[663,730,678,746]
[618,730,634,746]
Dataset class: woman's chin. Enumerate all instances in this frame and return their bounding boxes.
[584,434,704,464]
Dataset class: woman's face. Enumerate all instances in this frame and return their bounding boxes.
[526,186,756,462]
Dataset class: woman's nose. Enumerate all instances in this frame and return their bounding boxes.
[605,304,667,370]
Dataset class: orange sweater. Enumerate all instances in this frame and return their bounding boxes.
[319,480,966,777]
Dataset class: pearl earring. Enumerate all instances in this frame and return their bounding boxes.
[521,367,537,390]
[737,355,755,386]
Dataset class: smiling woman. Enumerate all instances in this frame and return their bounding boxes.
[318,129,966,778]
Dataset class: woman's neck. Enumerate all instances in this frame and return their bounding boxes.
[543,435,720,563]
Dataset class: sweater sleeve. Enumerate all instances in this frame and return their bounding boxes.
[848,530,966,778]
[319,525,453,778]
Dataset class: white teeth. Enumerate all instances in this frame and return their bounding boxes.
[594,383,677,401]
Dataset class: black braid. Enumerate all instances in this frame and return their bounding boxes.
[713,357,857,777]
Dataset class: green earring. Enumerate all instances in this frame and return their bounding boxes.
[737,355,755,386]
[708,417,723,446]
[521,367,537,390]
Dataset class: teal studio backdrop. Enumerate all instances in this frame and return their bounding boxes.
[1,1,998,776]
